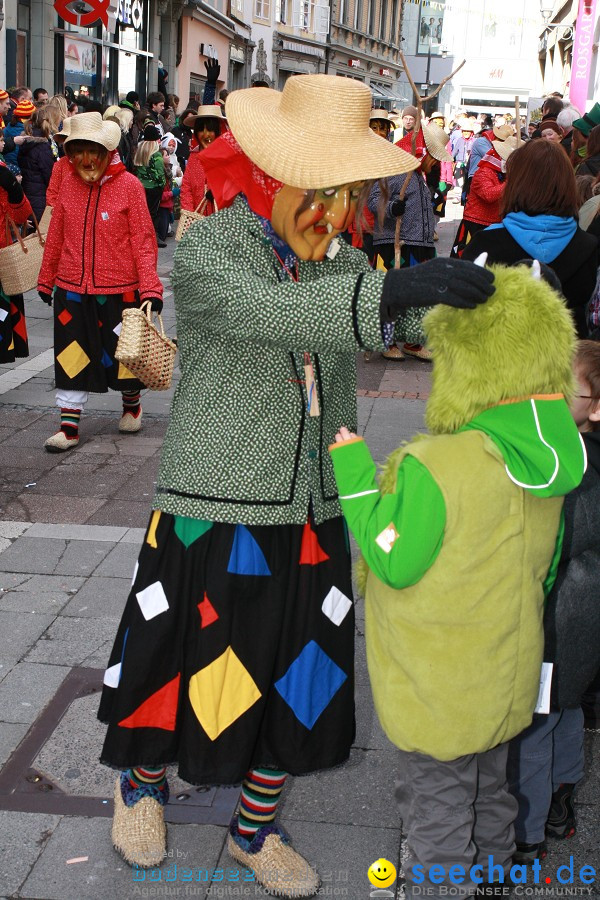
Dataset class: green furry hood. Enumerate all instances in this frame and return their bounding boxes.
[424,265,576,434]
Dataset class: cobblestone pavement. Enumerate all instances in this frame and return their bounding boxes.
[0,198,598,899]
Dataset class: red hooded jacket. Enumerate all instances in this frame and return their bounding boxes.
[38,165,162,300]
[463,151,506,227]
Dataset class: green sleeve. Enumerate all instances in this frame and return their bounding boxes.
[543,507,565,598]
[330,438,446,589]
[172,215,387,353]
[150,153,166,187]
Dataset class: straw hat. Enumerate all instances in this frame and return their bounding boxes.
[64,111,121,151]
[492,136,518,161]
[493,123,514,141]
[370,108,390,122]
[224,74,420,189]
[422,123,452,162]
[430,111,445,122]
[457,118,475,132]
[184,105,227,129]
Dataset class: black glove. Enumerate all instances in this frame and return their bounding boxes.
[380,257,495,322]
[390,198,406,217]
[148,297,163,313]
[204,59,220,85]
[205,188,214,203]
[0,165,24,204]
[38,291,53,306]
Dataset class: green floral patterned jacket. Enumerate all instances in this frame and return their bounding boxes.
[154,196,388,526]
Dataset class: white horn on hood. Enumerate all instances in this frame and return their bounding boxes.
[473,252,488,268]
[531,259,541,280]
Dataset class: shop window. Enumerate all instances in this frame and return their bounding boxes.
[255,0,271,21]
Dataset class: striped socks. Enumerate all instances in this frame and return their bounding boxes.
[121,390,141,418]
[60,407,81,439]
[121,766,169,807]
[237,768,287,837]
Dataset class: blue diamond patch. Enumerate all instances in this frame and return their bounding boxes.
[274,640,347,730]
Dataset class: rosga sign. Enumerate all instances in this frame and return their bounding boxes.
[570,0,598,113]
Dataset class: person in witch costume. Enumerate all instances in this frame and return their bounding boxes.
[97,75,494,898]
[37,112,163,452]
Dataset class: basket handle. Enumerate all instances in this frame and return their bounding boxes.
[140,299,167,339]
[5,212,46,252]
[28,211,46,247]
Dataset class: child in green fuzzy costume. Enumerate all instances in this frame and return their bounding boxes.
[329,263,587,899]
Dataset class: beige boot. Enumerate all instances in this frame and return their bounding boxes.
[227,821,320,898]
[119,408,143,433]
[111,777,167,868]
[44,431,79,452]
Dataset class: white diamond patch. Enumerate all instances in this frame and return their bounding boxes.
[113,321,122,336]
[103,662,122,688]
[136,581,169,620]
[0,308,8,322]
[322,586,352,626]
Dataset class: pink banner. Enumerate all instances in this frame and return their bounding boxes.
[570,0,598,113]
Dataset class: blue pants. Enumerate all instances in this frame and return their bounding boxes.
[507,709,584,843]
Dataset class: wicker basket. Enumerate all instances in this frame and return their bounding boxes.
[115,301,177,391]
[0,215,46,296]
[175,193,216,241]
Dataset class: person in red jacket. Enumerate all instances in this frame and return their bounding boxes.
[37,112,163,452]
[451,137,517,258]
[179,105,227,218]
[0,161,33,362]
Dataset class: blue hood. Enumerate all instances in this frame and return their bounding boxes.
[500,212,577,263]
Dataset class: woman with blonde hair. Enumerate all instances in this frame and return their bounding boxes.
[105,105,135,170]
[46,94,68,134]
[19,107,57,218]
[134,123,166,244]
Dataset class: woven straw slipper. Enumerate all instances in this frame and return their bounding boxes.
[227,823,320,898]
[112,777,167,868]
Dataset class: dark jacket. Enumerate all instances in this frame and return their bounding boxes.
[463,223,598,338]
[18,131,55,220]
[368,171,434,248]
[544,431,600,708]
[172,123,193,170]
[577,153,600,178]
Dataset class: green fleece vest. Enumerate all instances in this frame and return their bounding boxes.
[365,429,563,761]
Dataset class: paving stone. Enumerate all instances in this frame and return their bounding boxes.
[0,658,17,684]
[0,662,70,724]
[110,467,160,502]
[8,573,86,594]
[53,540,113,576]
[0,610,55,662]
[0,494,106,524]
[0,537,66,574]
[0,811,61,898]
[94,542,142,579]
[0,521,31,539]
[24,616,121,668]
[120,528,146,545]
[0,590,72,616]
[85,500,155,528]
[0,721,29,767]
[25,523,127,542]
[30,468,134,499]
[60,577,130,618]
[19,816,225,900]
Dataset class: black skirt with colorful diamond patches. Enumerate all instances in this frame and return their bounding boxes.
[98,510,356,785]
[0,287,28,363]
[53,288,144,392]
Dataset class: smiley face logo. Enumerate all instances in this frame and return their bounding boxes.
[368,858,397,888]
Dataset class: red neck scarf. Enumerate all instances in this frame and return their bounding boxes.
[200,131,283,219]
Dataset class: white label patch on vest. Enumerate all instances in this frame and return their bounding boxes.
[534,662,553,714]
[325,238,340,260]
[101,212,109,221]
[375,523,400,554]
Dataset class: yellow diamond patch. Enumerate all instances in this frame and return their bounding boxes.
[118,362,136,379]
[189,646,261,741]
[56,341,90,378]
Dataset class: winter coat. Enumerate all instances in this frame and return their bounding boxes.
[155,195,387,526]
[0,172,32,251]
[3,120,25,173]
[18,131,56,221]
[577,153,600,178]
[452,134,475,165]
[368,172,434,247]
[544,431,600,709]
[467,131,494,177]
[463,220,598,338]
[463,157,505,227]
[172,124,193,170]
[135,151,165,190]
[45,155,72,208]
[38,166,162,301]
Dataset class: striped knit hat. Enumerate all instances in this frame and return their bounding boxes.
[13,99,36,119]
[0,89,8,101]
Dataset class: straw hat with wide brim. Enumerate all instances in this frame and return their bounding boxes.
[457,118,475,132]
[422,123,452,162]
[225,74,420,188]
[493,123,514,141]
[492,136,518,161]
[64,111,121,152]
[184,105,227,128]
[370,108,390,123]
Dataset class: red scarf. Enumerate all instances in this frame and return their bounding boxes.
[201,131,283,219]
